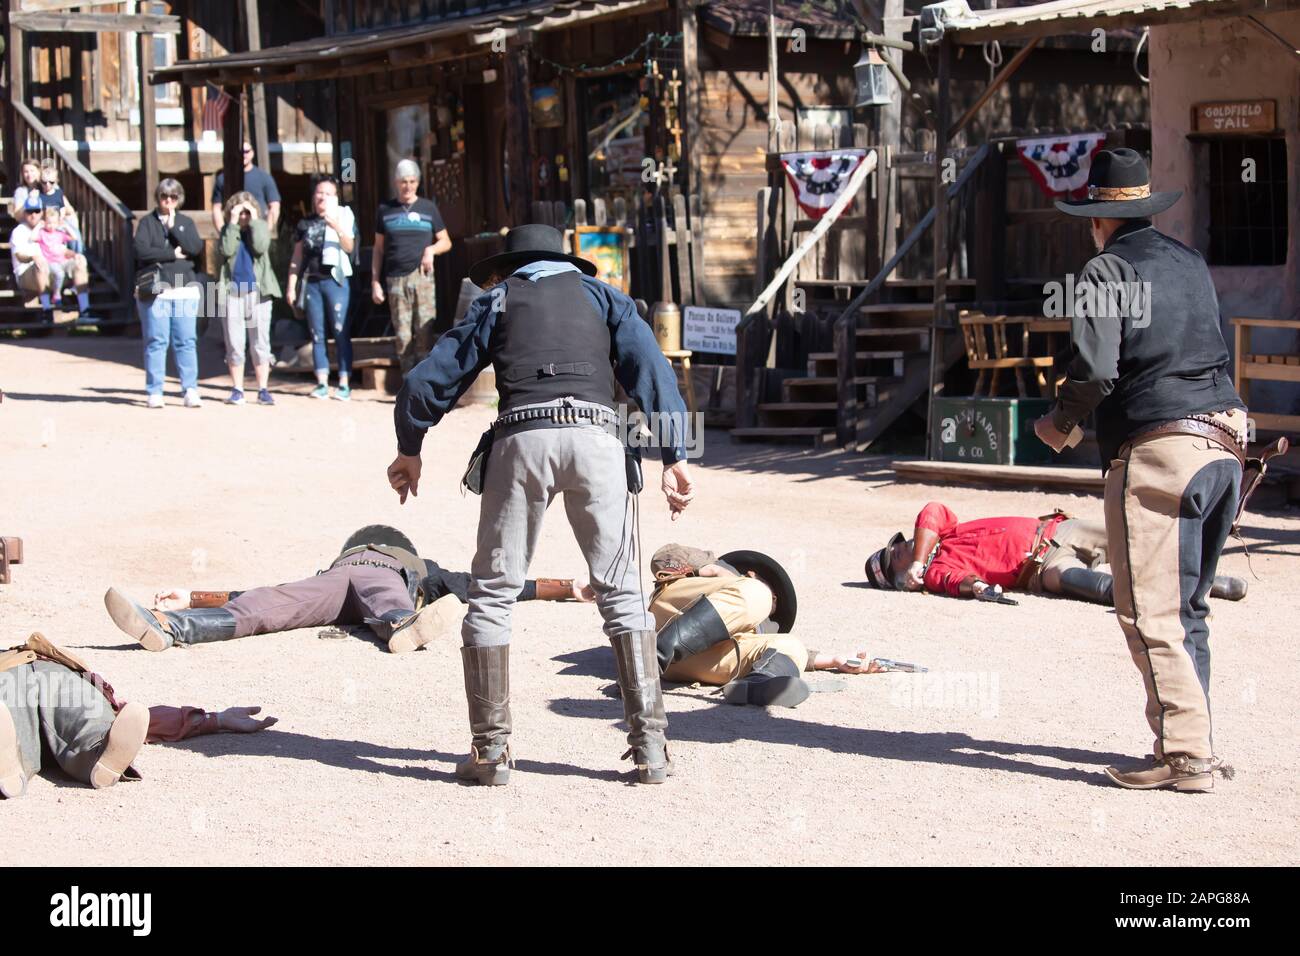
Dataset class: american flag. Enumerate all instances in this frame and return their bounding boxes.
[201,84,234,132]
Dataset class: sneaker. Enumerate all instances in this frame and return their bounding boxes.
[332,385,352,402]
[146,393,165,409]
[257,388,275,406]
[183,388,202,408]
[225,388,246,405]
[310,384,330,400]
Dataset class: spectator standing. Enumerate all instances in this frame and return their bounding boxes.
[216,190,281,406]
[286,175,356,401]
[133,178,205,408]
[211,141,281,232]
[371,159,451,373]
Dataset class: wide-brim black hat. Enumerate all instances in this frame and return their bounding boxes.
[337,525,424,582]
[719,550,797,633]
[468,223,596,287]
[864,532,905,590]
[1055,147,1181,219]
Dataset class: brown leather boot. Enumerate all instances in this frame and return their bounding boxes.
[1104,753,1233,792]
[455,645,512,786]
[90,702,150,789]
[0,701,27,799]
[611,630,672,784]
[377,593,462,654]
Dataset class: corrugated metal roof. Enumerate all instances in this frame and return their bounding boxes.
[151,0,664,84]
[918,0,1292,43]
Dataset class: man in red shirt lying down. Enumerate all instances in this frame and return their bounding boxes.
[863,501,1247,605]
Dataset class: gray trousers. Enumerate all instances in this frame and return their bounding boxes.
[0,660,114,783]
[463,423,653,646]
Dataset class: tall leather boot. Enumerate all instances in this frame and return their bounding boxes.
[655,598,731,673]
[455,644,512,786]
[1055,568,1115,606]
[611,630,672,784]
[1210,575,1248,601]
[369,594,460,654]
[162,608,238,646]
[721,649,810,708]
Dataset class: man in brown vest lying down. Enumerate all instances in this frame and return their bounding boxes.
[102,524,591,655]
[0,633,275,799]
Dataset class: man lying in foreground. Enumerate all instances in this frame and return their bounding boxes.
[104,524,590,655]
[651,544,876,708]
[863,502,1246,604]
[1,633,274,799]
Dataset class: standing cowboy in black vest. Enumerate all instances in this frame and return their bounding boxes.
[1033,148,1246,792]
[387,224,695,786]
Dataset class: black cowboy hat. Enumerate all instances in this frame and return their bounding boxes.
[338,524,425,579]
[864,532,905,591]
[1054,147,1181,219]
[468,223,597,287]
[718,550,797,633]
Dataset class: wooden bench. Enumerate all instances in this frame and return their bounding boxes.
[958,312,1058,398]
[1232,317,1300,433]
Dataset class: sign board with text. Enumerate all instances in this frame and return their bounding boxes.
[682,306,741,355]
[1192,100,1276,134]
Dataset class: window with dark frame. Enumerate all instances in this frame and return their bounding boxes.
[1205,136,1288,267]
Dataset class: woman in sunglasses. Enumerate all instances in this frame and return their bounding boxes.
[132,178,205,408]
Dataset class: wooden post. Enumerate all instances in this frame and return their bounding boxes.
[222,86,244,198]
[137,31,159,203]
[502,41,533,226]
[680,0,703,201]
[973,141,1006,304]
[242,0,270,173]
[4,12,24,182]
[927,38,952,460]
[766,0,779,153]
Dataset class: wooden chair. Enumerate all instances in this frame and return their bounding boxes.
[958,312,1058,398]
[1232,316,1300,433]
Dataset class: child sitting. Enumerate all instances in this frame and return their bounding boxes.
[34,206,89,315]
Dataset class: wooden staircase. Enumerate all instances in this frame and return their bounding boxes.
[732,300,962,449]
[0,98,136,334]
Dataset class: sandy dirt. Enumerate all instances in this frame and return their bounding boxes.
[1,335,1297,866]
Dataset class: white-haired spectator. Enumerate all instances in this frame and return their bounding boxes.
[370,158,451,373]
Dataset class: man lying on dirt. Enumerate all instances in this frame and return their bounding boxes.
[651,544,874,708]
[1,632,275,799]
[103,524,592,655]
[862,501,1247,604]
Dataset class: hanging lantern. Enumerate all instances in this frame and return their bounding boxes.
[853,48,893,108]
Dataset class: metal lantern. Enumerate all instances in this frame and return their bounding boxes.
[853,48,893,108]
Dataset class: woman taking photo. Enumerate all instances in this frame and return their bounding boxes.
[217,190,281,406]
[133,178,205,408]
[286,175,357,401]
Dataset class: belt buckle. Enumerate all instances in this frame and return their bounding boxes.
[540,363,557,377]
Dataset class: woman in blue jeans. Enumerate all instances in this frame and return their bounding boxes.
[132,178,206,408]
[286,175,357,401]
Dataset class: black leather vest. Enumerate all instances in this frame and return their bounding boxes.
[1093,225,1243,465]
[490,272,617,411]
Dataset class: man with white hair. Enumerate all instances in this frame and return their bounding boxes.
[372,159,452,372]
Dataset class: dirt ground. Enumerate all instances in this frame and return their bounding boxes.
[2,335,1297,867]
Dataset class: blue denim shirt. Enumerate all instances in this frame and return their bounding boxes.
[394,264,689,464]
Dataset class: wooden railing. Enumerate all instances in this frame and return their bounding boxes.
[1,98,135,299]
[831,143,990,445]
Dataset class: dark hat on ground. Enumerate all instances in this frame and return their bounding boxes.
[468,223,597,287]
[1054,147,1181,219]
[718,550,797,633]
[338,524,423,581]
[864,532,906,590]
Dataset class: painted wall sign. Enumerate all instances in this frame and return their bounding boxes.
[1192,100,1276,133]
[682,306,741,355]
